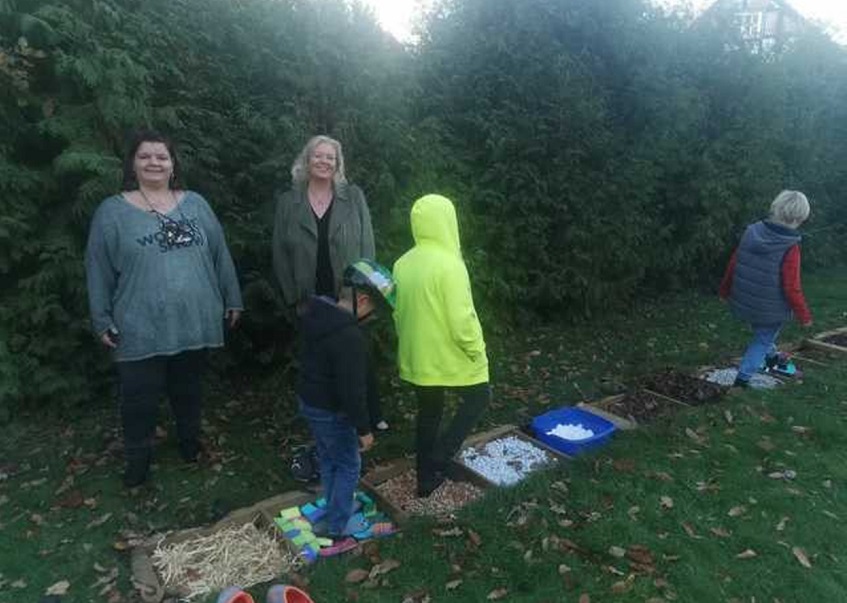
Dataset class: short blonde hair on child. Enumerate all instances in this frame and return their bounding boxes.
[770,190,810,227]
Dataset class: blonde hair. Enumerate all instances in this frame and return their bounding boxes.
[769,190,810,227]
[290,135,347,185]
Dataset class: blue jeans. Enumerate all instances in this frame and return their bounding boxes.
[299,400,361,535]
[738,324,782,382]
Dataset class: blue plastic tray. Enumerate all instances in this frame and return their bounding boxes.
[531,407,617,456]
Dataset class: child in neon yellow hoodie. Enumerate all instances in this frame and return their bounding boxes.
[393,194,490,496]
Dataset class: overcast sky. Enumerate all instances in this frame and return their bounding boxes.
[364,0,847,43]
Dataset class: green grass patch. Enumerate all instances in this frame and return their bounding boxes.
[1,270,845,601]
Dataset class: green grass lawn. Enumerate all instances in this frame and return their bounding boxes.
[1,271,845,602]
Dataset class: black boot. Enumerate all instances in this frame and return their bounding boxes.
[178,438,202,463]
[123,449,151,488]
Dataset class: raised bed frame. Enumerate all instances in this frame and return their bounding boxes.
[805,326,847,355]
[132,489,315,601]
[579,390,689,429]
[454,424,570,489]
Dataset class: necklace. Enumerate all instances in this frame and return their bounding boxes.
[138,188,177,214]
[137,189,196,247]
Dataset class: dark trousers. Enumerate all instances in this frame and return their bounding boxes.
[116,350,206,466]
[414,382,490,486]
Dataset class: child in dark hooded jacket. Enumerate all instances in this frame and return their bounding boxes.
[296,259,396,552]
[719,190,812,387]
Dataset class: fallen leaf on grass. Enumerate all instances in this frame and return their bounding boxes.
[660,496,674,510]
[46,580,70,595]
[736,549,757,559]
[609,546,626,558]
[792,547,812,568]
[56,489,85,509]
[12,579,27,589]
[433,527,463,537]
[578,594,591,603]
[613,458,636,472]
[627,545,655,566]
[487,587,508,600]
[467,529,482,547]
[681,522,702,539]
[558,564,572,575]
[86,513,112,529]
[791,425,811,435]
[685,428,706,445]
[369,559,401,579]
[627,506,640,520]
[723,410,734,425]
[607,565,626,576]
[728,506,747,517]
[401,589,431,603]
[611,580,632,594]
[650,471,674,482]
[776,516,790,531]
[345,569,370,584]
[445,579,462,591]
[757,438,776,452]
[710,527,731,538]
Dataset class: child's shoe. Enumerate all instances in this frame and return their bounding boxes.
[763,353,802,378]
[732,376,749,389]
[216,586,255,603]
[266,584,315,603]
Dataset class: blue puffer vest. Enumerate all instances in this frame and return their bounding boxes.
[729,220,801,326]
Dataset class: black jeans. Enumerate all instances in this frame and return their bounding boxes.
[414,382,490,486]
[116,350,207,466]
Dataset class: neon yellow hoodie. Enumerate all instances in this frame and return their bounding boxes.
[393,194,489,386]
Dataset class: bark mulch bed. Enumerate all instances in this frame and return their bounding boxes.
[373,469,484,517]
[821,332,847,348]
[640,369,725,405]
[603,390,682,424]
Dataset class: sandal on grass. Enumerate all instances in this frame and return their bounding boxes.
[352,521,397,541]
[318,537,358,557]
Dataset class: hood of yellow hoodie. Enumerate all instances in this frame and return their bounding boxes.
[410,194,461,256]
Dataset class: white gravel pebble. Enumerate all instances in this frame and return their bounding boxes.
[546,423,595,441]
[704,368,781,389]
[459,436,553,486]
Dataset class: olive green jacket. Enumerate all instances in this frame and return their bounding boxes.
[272,182,375,308]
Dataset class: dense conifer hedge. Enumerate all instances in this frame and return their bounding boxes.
[1,0,845,412]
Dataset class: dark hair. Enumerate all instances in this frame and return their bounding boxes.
[121,129,182,190]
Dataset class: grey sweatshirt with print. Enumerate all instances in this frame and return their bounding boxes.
[85,192,243,362]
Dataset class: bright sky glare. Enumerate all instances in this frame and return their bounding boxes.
[364,0,847,43]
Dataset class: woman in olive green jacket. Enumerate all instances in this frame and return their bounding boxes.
[272,135,386,430]
[272,135,375,312]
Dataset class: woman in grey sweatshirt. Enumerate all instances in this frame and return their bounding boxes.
[85,129,243,487]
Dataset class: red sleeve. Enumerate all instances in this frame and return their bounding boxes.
[718,249,737,299]
[781,245,812,325]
